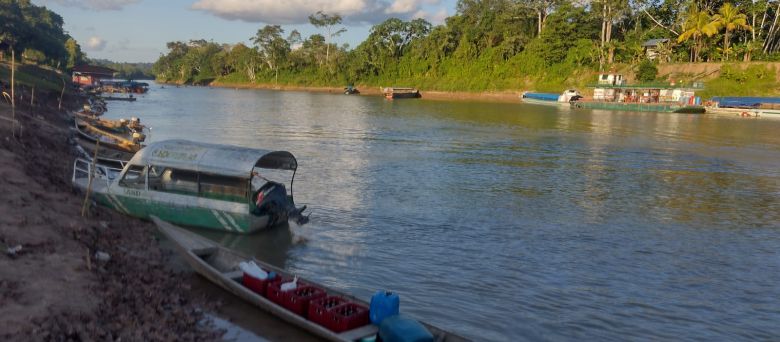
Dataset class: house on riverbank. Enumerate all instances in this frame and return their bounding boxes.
[72,65,116,87]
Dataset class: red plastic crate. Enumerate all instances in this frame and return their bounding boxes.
[307,296,348,327]
[266,278,289,305]
[242,272,279,296]
[282,285,326,316]
[323,303,370,333]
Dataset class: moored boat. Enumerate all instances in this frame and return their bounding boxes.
[521,90,581,106]
[152,216,470,342]
[102,95,137,101]
[344,85,360,95]
[572,73,705,113]
[72,139,309,233]
[705,96,780,117]
[383,87,421,99]
[74,120,145,153]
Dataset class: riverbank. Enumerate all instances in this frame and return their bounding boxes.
[182,61,780,103]
[208,81,523,103]
[0,86,222,339]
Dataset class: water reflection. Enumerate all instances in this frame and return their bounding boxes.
[105,83,780,341]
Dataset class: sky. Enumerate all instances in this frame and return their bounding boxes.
[32,0,458,63]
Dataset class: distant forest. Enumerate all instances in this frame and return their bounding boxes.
[90,59,154,80]
[152,0,780,92]
[0,0,152,80]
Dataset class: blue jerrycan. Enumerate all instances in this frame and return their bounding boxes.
[369,290,400,325]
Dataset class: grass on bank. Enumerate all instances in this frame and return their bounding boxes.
[0,61,70,93]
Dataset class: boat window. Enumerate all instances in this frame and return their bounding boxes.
[119,165,146,189]
[148,166,199,195]
[199,173,247,203]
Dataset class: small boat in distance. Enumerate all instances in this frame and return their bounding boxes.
[153,217,470,342]
[102,95,137,101]
[383,87,421,99]
[344,85,360,95]
[72,140,309,233]
[521,90,582,106]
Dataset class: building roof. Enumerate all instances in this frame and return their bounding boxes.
[72,65,116,77]
[128,140,298,178]
[642,38,670,47]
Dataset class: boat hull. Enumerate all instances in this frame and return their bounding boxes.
[521,98,569,106]
[73,177,277,233]
[705,106,780,117]
[572,101,705,113]
[386,92,421,99]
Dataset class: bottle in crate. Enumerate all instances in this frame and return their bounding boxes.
[308,296,348,327]
[326,303,370,333]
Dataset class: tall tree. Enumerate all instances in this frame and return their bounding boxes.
[678,9,718,61]
[65,37,85,69]
[251,25,291,84]
[711,3,751,60]
[308,11,346,66]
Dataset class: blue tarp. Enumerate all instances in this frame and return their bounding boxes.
[523,92,559,101]
[712,96,780,108]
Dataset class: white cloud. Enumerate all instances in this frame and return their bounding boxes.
[46,0,142,11]
[85,36,107,51]
[191,0,435,25]
[411,8,447,25]
[430,8,448,24]
[386,0,417,14]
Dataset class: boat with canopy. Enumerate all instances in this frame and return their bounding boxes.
[73,140,308,233]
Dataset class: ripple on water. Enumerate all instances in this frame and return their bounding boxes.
[106,85,780,341]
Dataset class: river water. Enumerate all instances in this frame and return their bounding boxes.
[105,84,780,341]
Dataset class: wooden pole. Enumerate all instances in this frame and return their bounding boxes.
[59,77,66,111]
[11,48,15,138]
[81,140,100,217]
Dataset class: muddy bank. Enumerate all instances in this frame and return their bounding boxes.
[208,81,522,103]
[0,95,221,340]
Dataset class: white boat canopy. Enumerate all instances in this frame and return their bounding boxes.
[128,140,297,178]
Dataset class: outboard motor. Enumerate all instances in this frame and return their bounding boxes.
[253,182,309,226]
[254,182,287,216]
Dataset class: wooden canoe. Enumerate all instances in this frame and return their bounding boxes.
[74,120,143,153]
[152,216,471,342]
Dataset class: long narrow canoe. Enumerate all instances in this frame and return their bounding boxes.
[74,120,143,153]
[152,216,471,342]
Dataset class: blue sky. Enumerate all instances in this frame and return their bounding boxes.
[33,0,457,63]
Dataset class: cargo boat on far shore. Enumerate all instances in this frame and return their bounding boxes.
[572,73,705,114]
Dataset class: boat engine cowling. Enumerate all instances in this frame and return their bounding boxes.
[253,181,309,225]
[253,182,288,215]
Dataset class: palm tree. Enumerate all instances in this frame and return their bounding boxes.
[711,3,752,61]
[678,10,719,62]
[655,41,675,63]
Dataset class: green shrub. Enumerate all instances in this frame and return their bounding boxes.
[636,60,658,82]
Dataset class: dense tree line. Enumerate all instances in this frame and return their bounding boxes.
[90,59,154,80]
[0,0,85,69]
[153,0,780,91]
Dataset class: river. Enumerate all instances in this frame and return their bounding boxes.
[104,83,780,341]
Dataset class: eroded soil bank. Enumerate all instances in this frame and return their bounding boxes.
[0,95,221,340]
